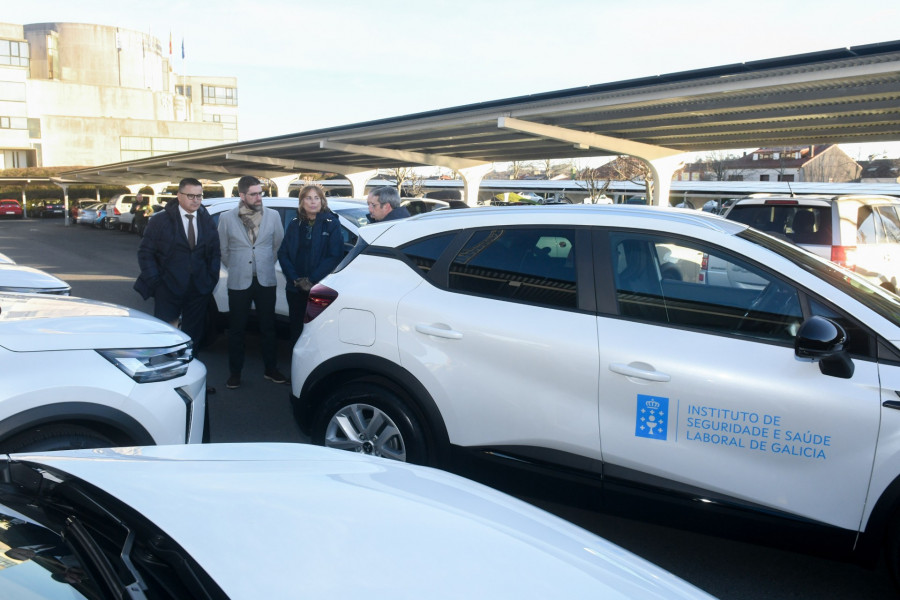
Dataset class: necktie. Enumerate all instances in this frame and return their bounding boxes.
[186,214,196,249]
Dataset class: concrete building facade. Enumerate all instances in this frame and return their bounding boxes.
[0,21,237,169]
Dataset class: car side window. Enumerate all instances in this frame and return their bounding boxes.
[401,233,457,275]
[877,206,900,243]
[857,206,882,244]
[448,228,577,309]
[610,233,803,343]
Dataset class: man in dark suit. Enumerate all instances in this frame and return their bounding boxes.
[135,178,220,355]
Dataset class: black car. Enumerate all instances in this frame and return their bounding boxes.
[34,199,66,218]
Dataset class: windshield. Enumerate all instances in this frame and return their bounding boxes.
[739,228,900,325]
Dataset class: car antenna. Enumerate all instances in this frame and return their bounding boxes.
[786,180,795,198]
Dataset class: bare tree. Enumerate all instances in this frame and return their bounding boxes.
[702,150,741,181]
[541,158,553,179]
[388,166,426,196]
[604,156,654,200]
[577,166,611,203]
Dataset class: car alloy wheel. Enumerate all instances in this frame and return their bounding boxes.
[313,382,430,464]
[325,403,407,461]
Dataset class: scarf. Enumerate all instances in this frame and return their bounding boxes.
[239,203,263,244]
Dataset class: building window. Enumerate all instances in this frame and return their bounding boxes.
[201,85,237,106]
[1,150,29,168]
[778,174,795,182]
[47,34,59,80]
[0,116,27,129]
[0,39,29,67]
[727,175,744,181]
[176,85,193,98]
[759,174,770,182]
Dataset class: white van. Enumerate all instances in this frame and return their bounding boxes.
[108,193,176,232]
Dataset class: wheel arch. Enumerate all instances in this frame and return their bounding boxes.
[855,472,900,565]
[0,403,156,449]
[298,353,451,466]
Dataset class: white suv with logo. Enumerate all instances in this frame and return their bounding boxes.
[290,204,900,584]
[0,292,207,452]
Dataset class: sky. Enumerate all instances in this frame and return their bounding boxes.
[8,0,900,161]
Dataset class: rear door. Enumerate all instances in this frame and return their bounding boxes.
[596,230,880,532]
[396,227,603,466]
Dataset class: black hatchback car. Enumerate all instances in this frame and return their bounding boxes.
[34,199,66,218]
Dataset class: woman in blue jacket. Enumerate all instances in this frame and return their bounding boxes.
[278,185,344,345]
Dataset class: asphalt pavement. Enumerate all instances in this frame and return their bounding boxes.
[0,216,895,599]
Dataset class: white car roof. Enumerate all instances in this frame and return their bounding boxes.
[17,443,712,600]
[361,204,748,246]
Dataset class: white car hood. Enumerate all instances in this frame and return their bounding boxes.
[0,292,189,351]
[0,263,69,293]
[17,444,712,600]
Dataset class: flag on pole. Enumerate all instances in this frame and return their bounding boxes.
[181,38,185,60]
[168,32,172,56]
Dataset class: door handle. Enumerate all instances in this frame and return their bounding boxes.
[415,324,463,340]
[609,362,671,382]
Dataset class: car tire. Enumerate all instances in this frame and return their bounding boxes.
[887,513,900,589]
[312,382,430,465]
[0,423,117,453]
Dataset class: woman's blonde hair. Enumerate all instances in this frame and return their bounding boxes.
[297,184,328,220]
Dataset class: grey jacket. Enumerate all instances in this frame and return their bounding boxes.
[218,206,284,289]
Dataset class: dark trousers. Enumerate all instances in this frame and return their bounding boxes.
[286,290,310,347]
[154,281,210,348]
[228,277,277,375]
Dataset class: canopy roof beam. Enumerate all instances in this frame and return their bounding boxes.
[319,140,488,171]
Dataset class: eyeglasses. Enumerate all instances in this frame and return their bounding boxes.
[367,202,382,208]
[180,193,203,201]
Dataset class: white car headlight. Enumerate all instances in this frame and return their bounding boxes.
[98,342,193,383]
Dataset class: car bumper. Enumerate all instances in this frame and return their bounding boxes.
[123,359,208,444]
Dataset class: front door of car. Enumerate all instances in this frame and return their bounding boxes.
[396,227,603,466]
[595,231,881,532]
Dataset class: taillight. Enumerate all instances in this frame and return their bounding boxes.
[114,207,121,215]
[304,284,338,323]
[832,246,857,270]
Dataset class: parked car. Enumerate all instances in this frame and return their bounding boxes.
[0,292,206,452]
[93,204,116,229]
[290,203,900,582]
[32,198,65,218]
[114,193,177,232]
[0,443,713,599]
[723,194,900,293]
[76,202,103,225]
[203,196,370,324]
[402,198,450,215]
[0,198,23,219]
[69,197,98,219]
[0,263,71,295]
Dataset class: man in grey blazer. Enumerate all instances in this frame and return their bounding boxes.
[218,175,287,389]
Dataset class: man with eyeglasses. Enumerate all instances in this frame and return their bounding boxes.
[366,186,411,223]
[217,175,287,389]
[135,178,220,390]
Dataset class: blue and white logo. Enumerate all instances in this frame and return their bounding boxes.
[635,395,669,441]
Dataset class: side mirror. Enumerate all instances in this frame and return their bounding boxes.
[795,316,854,379]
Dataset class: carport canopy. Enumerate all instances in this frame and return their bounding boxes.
[57,40,900,206]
